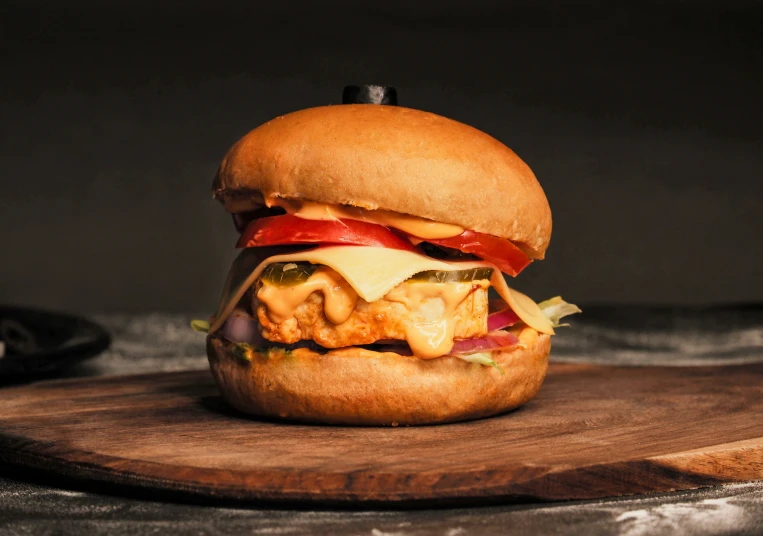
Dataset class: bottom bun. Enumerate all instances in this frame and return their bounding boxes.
[206,327,550,426]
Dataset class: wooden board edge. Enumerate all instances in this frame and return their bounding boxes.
[647,438,763,481]
[1,432,762,505]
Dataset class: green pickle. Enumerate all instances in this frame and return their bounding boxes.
[260,263,491,287]
[408,267,493,283]
[261,263,318,287]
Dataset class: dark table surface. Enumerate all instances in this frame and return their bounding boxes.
[1,306,762,535]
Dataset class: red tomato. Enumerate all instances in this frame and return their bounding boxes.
[237,214,418,252]
[423,230,531,276]
[231,207,285,233]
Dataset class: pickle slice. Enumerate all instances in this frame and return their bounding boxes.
[260,262,318,287]
[408,267,493,284]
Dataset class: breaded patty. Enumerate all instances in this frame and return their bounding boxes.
[255,280,490,348]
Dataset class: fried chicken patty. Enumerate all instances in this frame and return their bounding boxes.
[254,279,490,348]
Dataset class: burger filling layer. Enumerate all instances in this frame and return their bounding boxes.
[255,264,491,358]
[206,246,565,361]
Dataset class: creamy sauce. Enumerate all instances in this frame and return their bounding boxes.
[386,281,487,358]
[265,197,464,239]
[257,265,487,358]
[257,268,358,325]
[284,324,533,361]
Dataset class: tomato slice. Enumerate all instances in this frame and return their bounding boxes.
[236,214,529,275]
[423,230,531,276]
[232,207,285,233]
[237,214,418,252]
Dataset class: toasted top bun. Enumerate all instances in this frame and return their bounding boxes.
[213,105,552,258]
[206,326,550,426]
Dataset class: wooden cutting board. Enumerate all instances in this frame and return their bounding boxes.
[0,363,761,505]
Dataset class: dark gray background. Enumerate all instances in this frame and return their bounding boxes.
[2,0,762,314]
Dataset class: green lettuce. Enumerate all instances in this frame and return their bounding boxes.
[454,352,505,375]
[538,296,581,327]
[232,342,254,362]
[190,319,210,333]
[191,319,254,361]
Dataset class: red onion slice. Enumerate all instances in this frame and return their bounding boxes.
[375,330,519,357]
[220,310,265,346]
[487,308,520,332]
[449,330,519,356]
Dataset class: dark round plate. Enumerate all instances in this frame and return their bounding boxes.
[0,307,111,376]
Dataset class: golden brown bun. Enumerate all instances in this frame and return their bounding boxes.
[206,327,550,426]
[213,105,552,258]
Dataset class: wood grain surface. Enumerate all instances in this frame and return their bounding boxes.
[0,363,761,505]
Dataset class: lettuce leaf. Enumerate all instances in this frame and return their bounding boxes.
[192,318,253,361]
[538,296,582,327]
[454,352,505,375]
[190,319,210,333]
[232,342,254,362]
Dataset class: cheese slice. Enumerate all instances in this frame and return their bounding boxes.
[210,246,554,335]
[488,271,555,335]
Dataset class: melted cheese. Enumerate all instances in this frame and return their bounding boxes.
[257,268,358,325]
[210,246,554,336]
[386,281,479,358]
[266,197,464,239]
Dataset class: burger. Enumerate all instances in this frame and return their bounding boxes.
[194,89,579,425]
